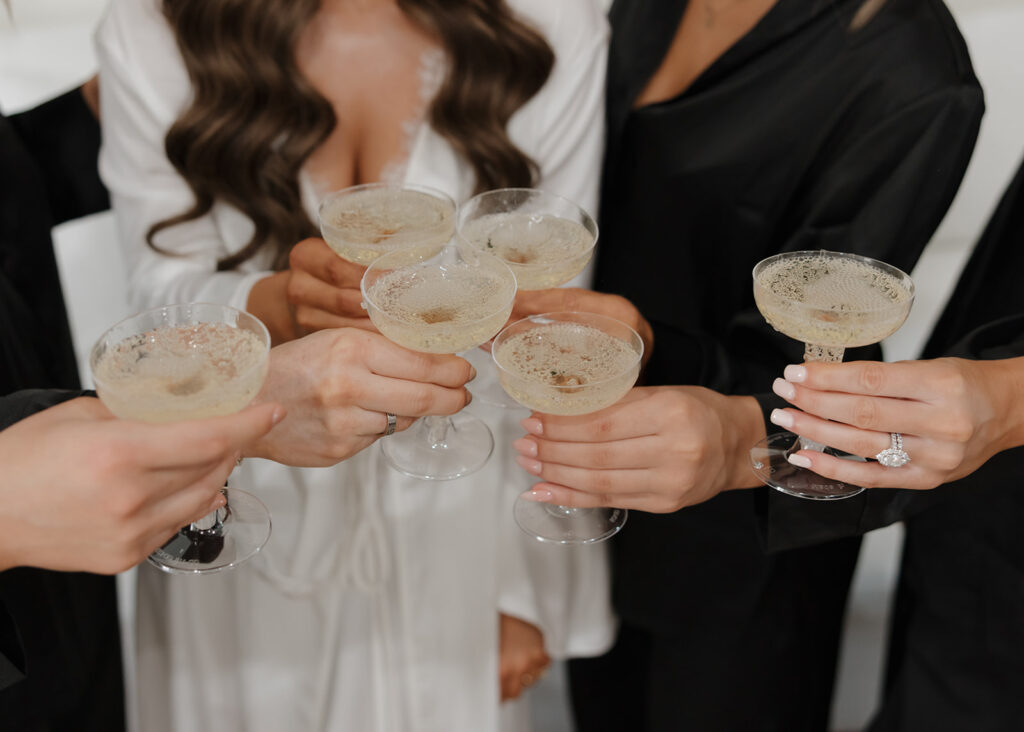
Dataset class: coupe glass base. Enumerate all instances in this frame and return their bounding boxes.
[381,412,494,480]
[750,432,865,500]
[147,488,271,574]
[514,499,627,544]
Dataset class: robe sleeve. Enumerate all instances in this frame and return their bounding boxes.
[0,601,25,692]
[757,314,1024,552]
[8,88,109,225]
[0,389,93,690]
[495,2,616,656]
[95,0,270,313]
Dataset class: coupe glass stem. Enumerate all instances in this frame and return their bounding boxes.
[425,415,450,447]
[789,342,846,453]
[190,486,229,531]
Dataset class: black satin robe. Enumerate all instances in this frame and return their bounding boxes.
[759,147,1024,731]
[0,90,123,730]
[569,0,983,729]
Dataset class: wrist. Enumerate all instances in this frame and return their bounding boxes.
[718,393,766,492]
[987,356,1024,453]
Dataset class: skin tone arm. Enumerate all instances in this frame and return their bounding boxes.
[769,357,1024,490]
[499,613,551,702]
[81,75,100,118]
[0,398,282,574]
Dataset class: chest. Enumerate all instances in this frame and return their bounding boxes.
[635,0,778,107]
[297,6,441,190]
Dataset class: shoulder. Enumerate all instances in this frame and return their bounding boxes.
[95,0,190,118]
[851,0,980,97]
[507,0,609,56]
[95,0,176,66]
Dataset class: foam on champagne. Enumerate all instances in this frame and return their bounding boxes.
[321,188,453,264]
[460,213,595,290]
[367,265,514,353]
[494,323,640,415]
[94,323,267,422]
[754,253,912,347]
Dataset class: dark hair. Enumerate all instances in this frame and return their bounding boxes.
[152,0,554,271]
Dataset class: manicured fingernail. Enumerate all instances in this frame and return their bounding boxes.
[468,366,477,382]
[465,390,473,406]
[272,406,287,425]
[520,488,553,503]
[521,418,543,436]
[772,378,796,400]
[770,409,794,429]
[513,438,538,457]
[787,454,812,468]
[515,455,543,475]
[209,493,227,511]
[784,364,807,383]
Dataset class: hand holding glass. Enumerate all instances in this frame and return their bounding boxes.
[749,250,914,499]
[361,246,517,480]
[492,312,643,543]
[90,303,272,573]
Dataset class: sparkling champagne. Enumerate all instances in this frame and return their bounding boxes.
[493,322,641,415]
[460,212,595,290]
[754,252,913,348]
[93,323,268,422]
[319,186,454,265]
[365,264,515,353]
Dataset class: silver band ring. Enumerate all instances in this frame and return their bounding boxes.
[876,432,910,468]
[382,412,398,437]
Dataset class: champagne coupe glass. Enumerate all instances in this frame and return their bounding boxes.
[749,250,915,499]
[457,188,599,408]
[90,303,272,573]
[318,182,455,266]
[361,246,517,480]
[492,312,643,543]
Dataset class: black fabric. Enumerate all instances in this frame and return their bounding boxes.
[1,88,106,394]
[757,144,1024,730]
[0,565,125,732]
[7,88,109,227]
[759,314,1024,732]
[0,390,124,732]
[922,149,1024,359]
[571,0,983,729]
[0,88,123,730]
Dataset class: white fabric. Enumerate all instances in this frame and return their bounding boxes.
[96,1,613,731]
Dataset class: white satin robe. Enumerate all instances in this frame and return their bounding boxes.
[95,0,614,730]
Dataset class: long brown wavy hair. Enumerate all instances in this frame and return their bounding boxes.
[151,0,555,271]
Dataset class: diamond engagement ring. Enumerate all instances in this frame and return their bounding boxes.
[381,412,398,437]
[876,432,910,467]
